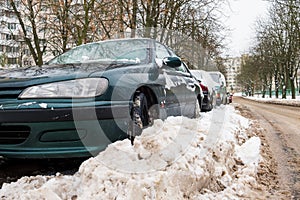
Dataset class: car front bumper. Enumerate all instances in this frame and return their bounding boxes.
[0,104,130,158]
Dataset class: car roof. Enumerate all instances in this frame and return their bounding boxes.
[191,70,216,88]
[208,71,226,86]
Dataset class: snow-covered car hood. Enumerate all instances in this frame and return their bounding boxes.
[0,62,142,87]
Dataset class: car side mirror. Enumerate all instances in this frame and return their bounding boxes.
[163,56,182,68]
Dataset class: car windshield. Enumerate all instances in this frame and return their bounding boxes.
[209,73,220,84]
[47,39,151,65]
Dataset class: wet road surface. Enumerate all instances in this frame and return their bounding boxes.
[235,97,300,199]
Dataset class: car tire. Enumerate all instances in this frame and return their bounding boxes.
[207,96,213,111]
[129,92,150,144]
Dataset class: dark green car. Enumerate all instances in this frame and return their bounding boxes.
[0,38,202,158]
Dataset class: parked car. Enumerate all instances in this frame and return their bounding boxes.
[227,92,233,103]
[208,71,227,106]
[191,70,215,111]
[0,38,202,158]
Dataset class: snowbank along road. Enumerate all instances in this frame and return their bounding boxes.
[0,100,298,199]
[235,96,300,199]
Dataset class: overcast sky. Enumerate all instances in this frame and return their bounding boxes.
[222,0,270,57]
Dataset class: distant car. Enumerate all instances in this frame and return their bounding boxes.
[191,70,215,111]
[227,92,233,103]
[0,38,202,158]
[208,71,227,106]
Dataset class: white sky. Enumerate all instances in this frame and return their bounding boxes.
[222,0,270,57]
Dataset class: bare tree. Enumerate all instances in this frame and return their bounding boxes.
[237,55,260,96]
[93,0,121,39]
[9,0,47,66]
[0,53,8,67]
[242,0,300,99]
[7,0,228,68]
[44,0,72,54]
[116,0,227,69]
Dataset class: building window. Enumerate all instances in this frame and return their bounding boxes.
[23,49,30,56]
[8,23,17,30]
[7,58,17,64]
[7,46,19,53]
[6,34,15,40]
[25,26,32,33]
[6,11,17,19]
[24,61,32,66]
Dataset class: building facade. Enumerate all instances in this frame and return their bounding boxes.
[224,56,242,93]
[0,0,20,68]
[0,0,35,68]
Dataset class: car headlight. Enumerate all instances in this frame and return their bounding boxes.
[19,78,108,98]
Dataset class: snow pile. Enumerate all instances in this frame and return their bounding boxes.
[246,96,300,106]
[0,105,263,199]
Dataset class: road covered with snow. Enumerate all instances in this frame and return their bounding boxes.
[236,96,300,199]
[0,105,285,199]
[245,95,300,107]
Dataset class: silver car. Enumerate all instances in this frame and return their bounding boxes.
[208,71,227,106]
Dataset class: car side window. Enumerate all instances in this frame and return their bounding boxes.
[156,43,171,59]
[177,63,188,73]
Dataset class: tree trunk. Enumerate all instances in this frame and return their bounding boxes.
[282,82,287,99]
[290,77,296,99]
[269,85,272,98]
[274,69,279,98]
[269,74,272,98]
[130,0,138,38]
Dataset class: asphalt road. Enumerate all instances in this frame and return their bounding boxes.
[234,96,300,199]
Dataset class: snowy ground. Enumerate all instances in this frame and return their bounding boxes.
[236,93,300,107]
[0,105,267,199]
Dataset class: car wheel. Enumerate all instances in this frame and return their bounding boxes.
[129,92,150,144]
[206,95,213,111]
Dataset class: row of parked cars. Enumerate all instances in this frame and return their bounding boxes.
[0,38,228,159]
[191,70,228,111]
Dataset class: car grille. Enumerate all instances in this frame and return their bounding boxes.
[0,88,23,98]
[0,126,30,144]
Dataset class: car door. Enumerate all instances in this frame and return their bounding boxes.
[176,62,199,117]
[155,42,187,116]
[156,43,196,116]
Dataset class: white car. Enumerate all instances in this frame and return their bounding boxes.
[208,71,227,106]
[191,70,215,111]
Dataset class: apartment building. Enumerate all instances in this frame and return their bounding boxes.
[224,57,242,93]
[0,0,32,68]
[0,0,35,68]
[0,0,20,68]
